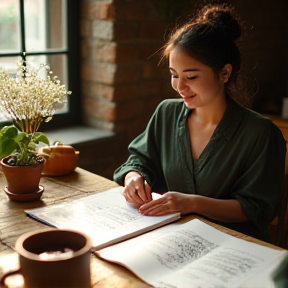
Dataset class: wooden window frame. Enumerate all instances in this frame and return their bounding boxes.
[0,0,81,130]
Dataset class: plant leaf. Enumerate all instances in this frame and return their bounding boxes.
[0,139,18,159]
[0,126,18,138]
[33,132,50,145]
[0,126,19,159]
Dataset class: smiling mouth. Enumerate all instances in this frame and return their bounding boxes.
[180,94,196,98]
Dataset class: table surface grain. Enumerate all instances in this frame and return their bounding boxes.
[0,167,283,288]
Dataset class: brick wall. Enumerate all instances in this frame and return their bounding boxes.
[79,0,177,178]
[80,0,175,137]
[79,0,287,179]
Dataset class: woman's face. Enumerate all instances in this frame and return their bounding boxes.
[169,48,229,110]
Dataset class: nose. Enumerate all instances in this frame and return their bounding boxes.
[176,78,189,94]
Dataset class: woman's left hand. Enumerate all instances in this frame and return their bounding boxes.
[138,191,193,216]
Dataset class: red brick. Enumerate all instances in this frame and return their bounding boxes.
[87,83,141,103]
[138,80,162,97]
[81,63,116,84]
[113,84,138,102]
[83,97,116,121]
[89,83,115,101]
[82,1,115,20]
[114,21,139,41]
[95,2,115,20]
[82,62,145,85]
[116,44,140,63]
[115,100,145,121]
[91,41,116,63]
[82,84,138,104]
[113,0,156,21]
[114,63,142,84]
[92,20,114,40]
[140,22,167,39]
[89,41,140,64]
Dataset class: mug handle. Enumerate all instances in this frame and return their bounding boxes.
[0,268,21,288]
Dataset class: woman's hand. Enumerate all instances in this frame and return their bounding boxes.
[139,192,193,216]
[139,192,248,223]
[123,171,152,209]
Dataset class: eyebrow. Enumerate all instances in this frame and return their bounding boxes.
[169,67,200,72]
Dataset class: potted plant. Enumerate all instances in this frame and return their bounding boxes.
[0,56,71,201]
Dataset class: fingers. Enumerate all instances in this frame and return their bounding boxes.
[123,175,152,208]
[139,192,179,216]
[139,202,171,216]
[131,178,151,203]
[123,184,144,207]
[139,197,167,215]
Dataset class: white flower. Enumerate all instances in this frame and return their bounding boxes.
[0,57,72,133]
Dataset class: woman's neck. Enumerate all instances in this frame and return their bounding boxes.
[191,97,227,126]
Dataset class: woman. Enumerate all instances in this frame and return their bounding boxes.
[113,4,286,242]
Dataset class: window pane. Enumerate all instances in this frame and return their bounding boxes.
[0,0,20,52]
[0,56,19,75]
[47,0,67,49]
[0,0,79,128]
[25,0,67,52]
[26,54,69,113]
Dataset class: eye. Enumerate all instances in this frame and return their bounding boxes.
[187,76,197,80]
[171,74,178,79]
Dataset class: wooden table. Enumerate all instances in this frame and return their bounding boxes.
[0,167,284,287]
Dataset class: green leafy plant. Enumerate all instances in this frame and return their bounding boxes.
[0,126,49,166]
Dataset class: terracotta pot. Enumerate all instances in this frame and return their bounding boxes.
[0,156,44,194]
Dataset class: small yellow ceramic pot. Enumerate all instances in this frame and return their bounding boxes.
[39,141,79,176]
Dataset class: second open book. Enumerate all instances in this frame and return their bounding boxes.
[96,218,287,288]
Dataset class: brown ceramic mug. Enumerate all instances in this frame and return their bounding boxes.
[0,229,92,288]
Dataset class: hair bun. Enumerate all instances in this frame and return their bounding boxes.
[200,5,242,41]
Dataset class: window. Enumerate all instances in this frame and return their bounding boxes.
[0,0,81,130]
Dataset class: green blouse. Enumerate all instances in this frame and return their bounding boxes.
[113,97,286,242]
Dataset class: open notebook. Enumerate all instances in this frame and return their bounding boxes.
[25,186,180,251]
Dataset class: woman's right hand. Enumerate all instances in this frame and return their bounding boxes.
[123,171,152,209]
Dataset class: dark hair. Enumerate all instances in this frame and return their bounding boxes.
[162,3,251,106]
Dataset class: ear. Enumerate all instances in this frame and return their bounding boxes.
[220,64,233,83]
